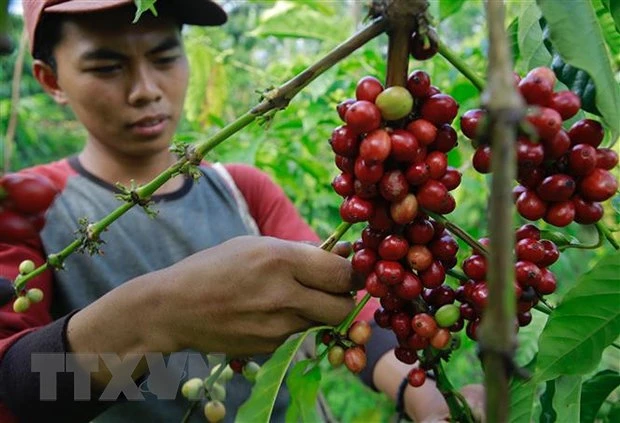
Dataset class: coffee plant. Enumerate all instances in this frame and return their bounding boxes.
[1,0,618,422]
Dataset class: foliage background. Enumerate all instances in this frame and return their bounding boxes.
[1,0,618,421]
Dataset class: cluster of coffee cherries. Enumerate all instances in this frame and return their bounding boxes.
[11,259,45,313]
[458,224,560,340]
[324,320,372,374]
[181,360,260,422]
[461,66,618,227]
[330,72,465,387]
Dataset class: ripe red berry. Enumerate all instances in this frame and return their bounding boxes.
[352,248,378,275]
[438,167,461,191]
[596,148,619,170]
[516,238,545,264]
[518,311,533,327]
[568,144,598,176]
[390,129,420,162]
[516,224,541,241]
[573,195,604,224]
[460,109,486,140]
[355,76,384,103]
[411,313,438,338]
[462,254,487,280]
[391,312,413,339]
[516,138,545,168]
[365,272,389,298]
[568,119,604,147]
[406,70,431,98]
[579,168,618,202]
[543,130,571,160]
[394,347,418,365]
[518,74,553,106]
[466,319,480,340]
[526,107,562,141]
[375,260,405,285]
[410,29,438,60]
[537,174,576,202]
[544,200,575,227]
[515,261,543,287]
[536,268,557,295]
[354,180,379,200]
[419,260,446,288]
[425,151,448,180]
[430,328,451,349]
[345,100,382,134]
[416,180,450,213]
[354,157,384,184]
[379,170,409,202]
[374,308,391,328]
[434,124,458,152]
[395,272,423,300]
[538,240,560,267]
[408,368,427,387]
[549,90,581,120]
[344,346,367,374]
[470,283,489,311]
[429,235,458,262]
[368,201,394,231]
[359,129,391,164]
[378,235,409,261]
[405,162,430,186]
[421,94,459,125]
[332,173,355,197]
[361,226,385,250]
[330,125,359,157]
[335,155,355,174]
[473,146,492,173]
[406,245,433,272]
[0,210,38,243]
[407,119,437,146]
[516,190,547,221]
[0,173,58,215]
[336,99,356,122]
[340,195,375,223]
[380,291,406,311]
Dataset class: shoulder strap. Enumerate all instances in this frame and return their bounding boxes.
[211,163,261,236]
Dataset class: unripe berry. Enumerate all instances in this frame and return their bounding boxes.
[407,245,433,272]
[375,86,414,120]
[26,288,44,303]
[208,382,226,402]
[411,313,438,338]
[13,296,30,313]
[328,345,345,368]
[204,400,226,423]
[348,320,372,345]
[19,260,35,275]
[344,346,367,373]
[210,364,234,382]
[181,377,204,400]
[390,193,419,225]
[242,361,261,383]
[430,328,451,349]
[434,304,460,328]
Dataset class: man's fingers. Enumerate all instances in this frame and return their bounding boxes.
[291,286,356,326]
[331,241,352,258]
[290,242,357,294]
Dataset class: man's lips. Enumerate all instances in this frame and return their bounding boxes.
[130,114,169,128]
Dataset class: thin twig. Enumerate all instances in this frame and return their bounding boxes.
[424,210,489,258]
[437,42,485,92]
[596,222,620,250]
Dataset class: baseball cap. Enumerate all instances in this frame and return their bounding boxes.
[22,0,227,53]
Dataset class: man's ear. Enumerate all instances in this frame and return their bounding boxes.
[33,60,68,105]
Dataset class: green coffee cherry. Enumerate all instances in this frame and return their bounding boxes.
[242,361,261,383]
[181,377,203,400]
[435,304,460,328]
[375,86,414,120]
[204,400,226,422]
[18,260,35,275]
[210,363,234,382]
[208,382,226,402]
[13,296,31,313]
[26,288,44,303]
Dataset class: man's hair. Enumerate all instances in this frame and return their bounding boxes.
[32,13,66,72]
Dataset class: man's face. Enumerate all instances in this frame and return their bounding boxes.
[50,8,189,159]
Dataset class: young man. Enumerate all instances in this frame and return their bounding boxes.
[0,1,483,421]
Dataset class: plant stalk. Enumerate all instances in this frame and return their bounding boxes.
[437,42,485,92]
[479,1,525,421]
[433,361,475,423]
[596,221,620,250]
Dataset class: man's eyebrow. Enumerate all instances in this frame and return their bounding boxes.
[80,37,181,61]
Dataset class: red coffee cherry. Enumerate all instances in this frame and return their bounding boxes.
[390,193,419,225]
[527,67,556,87]
[352,248,378,275]
[411,313,438,338]
[568,144,598,176]
[536,268,557,295]
[344,346,367,374]
[374,308,391,328]
[543,130,571,160]
[462,254,487,281]
[368,201,394,231]
[390,129,420,162]
[336,99,355,122]
[568,119,604,147]
[355,76,384,103]
[379,170,409,202]
[466,319,480,340]
[365,272,389,298]
[549,90,581,120]
[345,100,382,134]
[537,174,576,202]
[354,156,384,184]
[544,200,576,227]
[340,195,374,223]
[348,320,372,345]
[470,283,489,311]
[375,260,405,285]
[330,125,359,157]
[335,155,355,174]
[380,291,406,311]
[596,148,619,170]
[359,129,391,164]
[427,285,456,307]
[405,162,430,186]
[419,260,446,288]
[407,119,437,146]
[425,151,448,180]
[378,235,409,261]
[394,347,418,365]
[408,368,427,387]
[410,28,438,60]
[526,107,562,141]
[434,124,458,152]
[439,167,461,191]
[515,261,543,287]
[516,223,541,241]
[416,180,450,213]
[391,312,413,339]
[332,173,355,197]
[407,70,431,98]
[361,226,385,250]
[516,238,545,264]
[579,168,618,202]
[516,190,547,221]
[405,218,435,245]
[473,146,492,173]
[421,94,459,125]
[518,74,553,106]
[0,210,39,243]
[573,195,604,225]
[517,138,545,168]
[517,166,545,190]
[517,311,533,327]
[395,272,423,300]
[538,240,560,267]
[430,328,451,349]
[354,180,379,200]
[0,173,58,215]
[407,245,433,272]
[460,109,486,140]
[429,234,458,262]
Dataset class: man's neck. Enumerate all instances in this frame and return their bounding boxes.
[78,143,185,194]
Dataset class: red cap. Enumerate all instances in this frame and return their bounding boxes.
[23,0,227,53]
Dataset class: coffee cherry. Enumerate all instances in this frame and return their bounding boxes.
[573,195,604,224]
[515,261,543,287]
[365,272,389,297]
[421,94,459,125]
[19,259,35,275]
[354,157,384,184]
[429,235,458,262]
[407,245,433,271]
[405,162,430,186]
[518,74,553,106]
[362,226,385,250]
[408,368,427,387]
[208,382,226,402]
[394,347,418,365]
[460,109,486,140]
[242,361,261,383]
[407,119,437,145]
[335,155,355,174]
[517,138,545,168]
[374,308,391,328]
[434,124,458,152]
[537,174,576,202]
[337,99,356,122]
[536,268,557,295]
[348,320,372,346]
[538,240,560,267]
[381,291,406,312]
[526,107,562,141]
[411,313,438,338]
[345,100,382,134]
[596,148,619,170]
[473,146,492,173]
[459,303,477,321]
[543,130,571,159]
[516,190,547,221]
[466,319,480,340]
[438,167,461,191]
[340,195,375,223]
[568,144,598,176]
[568,119,604,147]
[435,304,460,328]
[229,359,247,374]
[406,70,431,98]
[344,346,367,373]
[332,173,355,197]
[379,170,409,202]
[462,254,487,280]
[391,312,413,339]
[395,272,423,300]
[181,377,204,400]
[354,180,379,201]
[425,151,448,180]
[352,248,378,275]
[330,125,359,157]
[405,219,435,244]
[390,193,419,225]
[419,260,446,288]
[516,224,540,241]
[527,67,556,87]
[517,166,545,189]
[470,283,489,311]
[375,260,405,285]
[360,129,391,164]
[410,28,438,60]
[516,238,545,264]
[26,288,44,304]
[12,296,30,313]
[356,76,384,103]
[416,180,450,213]
[377,235,407,261]
[375,86,414,120]
[368,201,394,230]
[549,90,581,120]
[390,129,420,162]
[430,328,451,349]
[544,200,575,227]
[579,168,618,202]
[204,400,226,423]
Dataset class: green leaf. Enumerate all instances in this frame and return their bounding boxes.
[439,0,467,20]
[539,380,556,423]
[236,328,323,423]
[580,370,620,423]
[132,0,157,23]
[518,2,552,72]
[606,0,620,31]
[510,359,541,423]
[508,17,521,64]
[593,0,620,60]
[535,250,620,383]
[516,309,548,367]
[285,360,322,423]
[537,0,620,138]
[552,375,582,422]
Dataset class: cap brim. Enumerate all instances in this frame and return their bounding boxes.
[46,0,227,26]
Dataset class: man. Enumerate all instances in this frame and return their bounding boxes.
[0,1,483,421]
